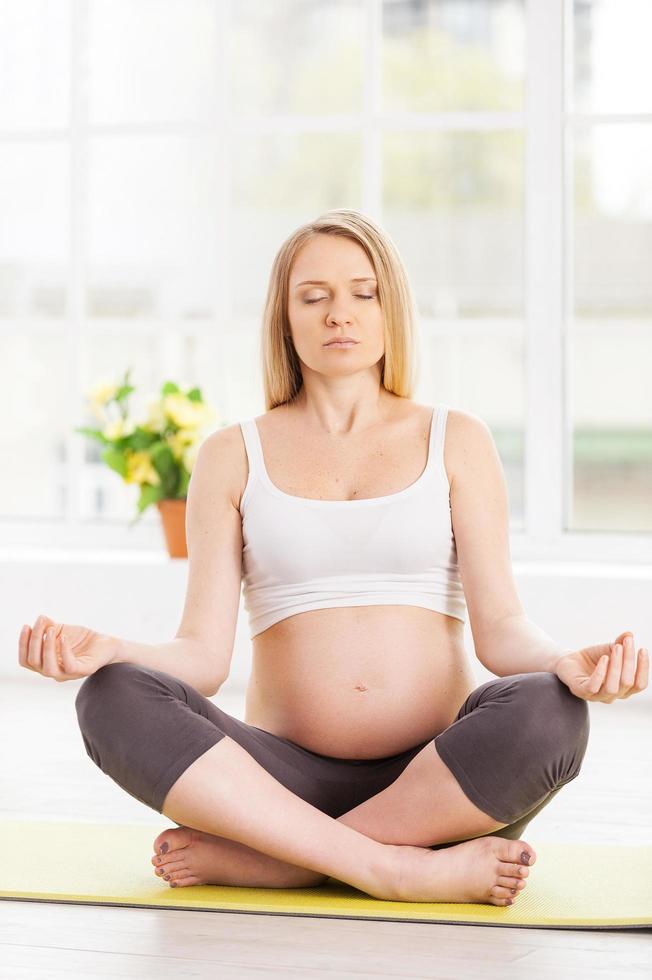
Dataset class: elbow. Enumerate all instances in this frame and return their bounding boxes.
[204,674,227,698]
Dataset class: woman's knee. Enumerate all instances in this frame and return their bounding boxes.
[75,661,156,737]
[527,670,588,727]
[76,660,136,705]
[509,671,590,774]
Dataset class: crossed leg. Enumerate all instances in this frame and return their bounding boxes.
[337,741,507,845]
[149,670,589,890]
[152,739,508,888]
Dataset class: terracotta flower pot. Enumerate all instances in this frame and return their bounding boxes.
[156,498,188,558]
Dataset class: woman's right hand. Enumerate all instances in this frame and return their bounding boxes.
[18,614,118,682]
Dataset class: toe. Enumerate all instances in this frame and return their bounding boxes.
[497,876,525,893]
[490,884,517,900]
[159,861,188,881]
[498,860,529,879]
[155,853,180,872]
[517,841,536,865]
[502,840,535,867]
[169,875,200,888]
[489,885,518,902]
[152,825,194,859]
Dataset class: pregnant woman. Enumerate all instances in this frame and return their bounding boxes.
[19,210,647,906]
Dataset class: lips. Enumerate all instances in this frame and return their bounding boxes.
[324,337,359,346]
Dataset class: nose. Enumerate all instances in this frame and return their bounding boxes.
[326,304,353,327]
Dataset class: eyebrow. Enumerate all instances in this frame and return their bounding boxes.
[294,277,377,288]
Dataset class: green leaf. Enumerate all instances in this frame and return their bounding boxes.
[149,443,180,496]
[74,425,110,445]
[151,443,175,474]
[161,381,180,395]
[136,482,163,514]
[126,433,156,525]
[101,446,128,478]
[128,427,160,451]
[177,467,191,496]
[186,387,202,402]
[114,384,135,403]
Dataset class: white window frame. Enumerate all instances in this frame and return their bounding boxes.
[1,0,650,562]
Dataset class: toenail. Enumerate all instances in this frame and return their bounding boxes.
[511,888,516,894]
[160,842,169,855]
[520,850,530,865]
[164,875,171,880]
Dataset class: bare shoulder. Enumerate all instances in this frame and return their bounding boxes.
[199,422,250,512]
[440,406,495,490]
[252,404,287,429]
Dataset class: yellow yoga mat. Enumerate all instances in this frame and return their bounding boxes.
[1,820,650,930]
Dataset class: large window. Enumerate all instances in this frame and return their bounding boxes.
[1,0,650,558]
[570,0,652,535]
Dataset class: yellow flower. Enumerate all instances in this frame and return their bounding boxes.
[182,441,200,472]
[175,426,197,445]
[87,379,120,423]
[143,397,167,433]
[102,418,136,440]
[125,451,160,486]
[88,379,119,404]
[163,392,214,429]
[167,430,196,461]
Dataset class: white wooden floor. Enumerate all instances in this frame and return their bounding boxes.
[1,675,651,979]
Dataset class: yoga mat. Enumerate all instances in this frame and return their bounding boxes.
[1,820,650,930]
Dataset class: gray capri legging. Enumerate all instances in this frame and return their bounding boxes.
[75,663,590,848]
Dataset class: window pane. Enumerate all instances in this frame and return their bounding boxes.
[231,0,363,115]
[570,125,652,531]
[158,330,258,422]
[1,330,68,518]
[0,143,69,319]
[574,125,652,317]
[86,135,220,320]
[0,0,70,130]
[574,0,652,114]
[569,322,652,532]
[88,0,219,124]
[383,130,524,317]
[382,0,525,112]
[419,327,525,527]
[231,133,363,318]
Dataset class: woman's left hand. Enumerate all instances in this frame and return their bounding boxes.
[555,631,648,703]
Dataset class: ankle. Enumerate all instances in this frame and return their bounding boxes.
[358,843,404,901]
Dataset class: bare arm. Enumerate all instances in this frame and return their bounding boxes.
[470,613,567,677]
[109,635,222,697]
[18,617,223,696]
[21,431,243,696]
[108,425,246,698]
[448,410,566,676]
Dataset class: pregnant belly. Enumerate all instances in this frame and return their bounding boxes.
[244,605,477,759]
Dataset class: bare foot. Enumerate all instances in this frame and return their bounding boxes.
[150,826,534,905]
[150,825,327,889]
[382,835,536,905]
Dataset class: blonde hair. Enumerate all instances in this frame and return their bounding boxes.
[260,208,420,410]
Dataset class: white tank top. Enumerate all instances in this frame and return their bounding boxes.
[238,404,467,639]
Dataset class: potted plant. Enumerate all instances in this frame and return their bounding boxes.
[76,367,219,557]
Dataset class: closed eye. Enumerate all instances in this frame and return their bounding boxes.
[305,295,375,304]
